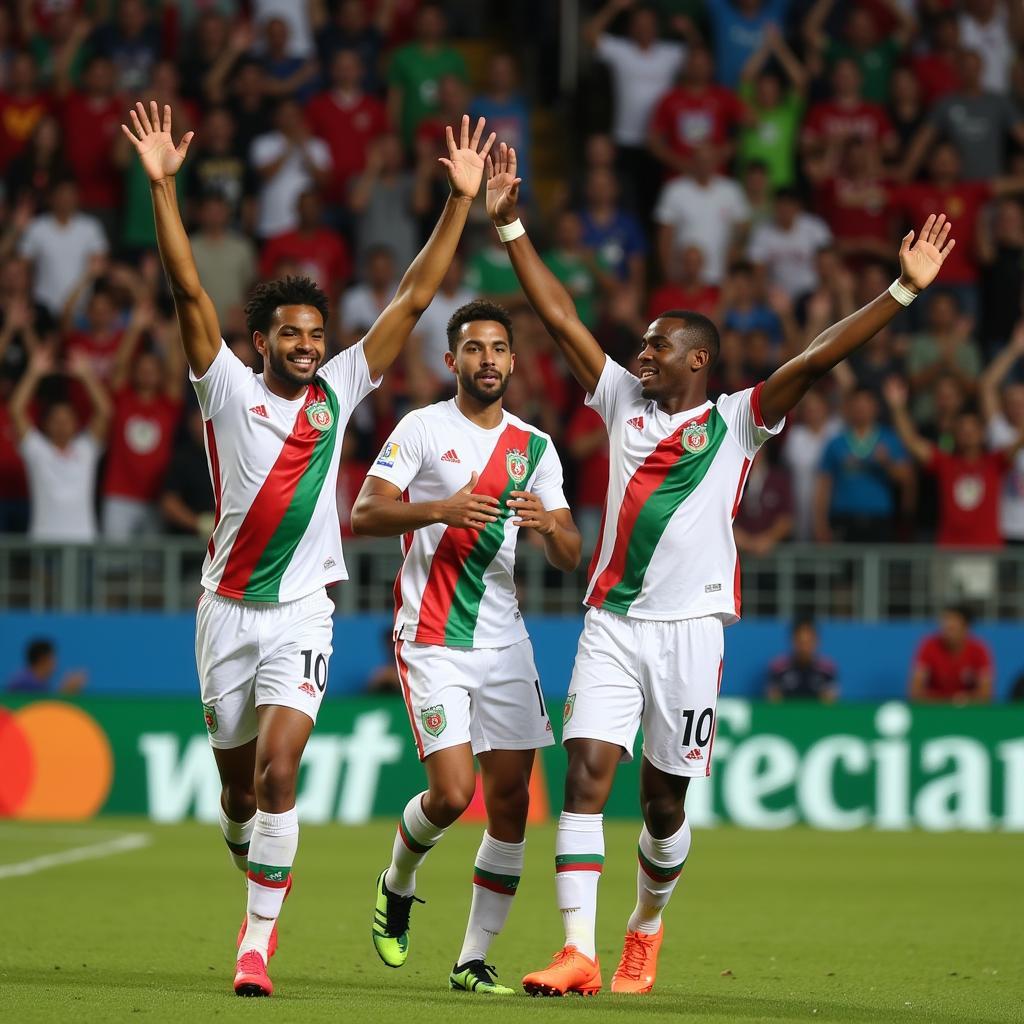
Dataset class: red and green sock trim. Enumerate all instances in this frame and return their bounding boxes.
[555,853,605,873]
[225,838,250,857]
[637,847,686,882]
[247,862,292,888]
[398,817,434,855]
[472,866,520,896]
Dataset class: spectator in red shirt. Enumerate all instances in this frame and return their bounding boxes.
[812,138,893,266]
[886,378,1022,548]
[58,55,122,218]
[260,190,352,300]
[101,307,185,539]
[891,142,1024,317]
[909,12,963,107]
[647,244,720,323]
[565,402,608,549]
[910,606,993,704]
[801,58,896,180]
[305,48,388,207]
[648,45,747,178]
[0,53,51,172]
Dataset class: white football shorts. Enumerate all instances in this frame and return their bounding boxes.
[195,587,335,749]
[394,637,555,760]
[561,606,725,777]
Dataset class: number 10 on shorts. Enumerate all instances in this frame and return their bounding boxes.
[680,707,714,750]
[301,649,328,694]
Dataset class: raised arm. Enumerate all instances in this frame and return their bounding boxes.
[359,116,494,381]
[486,144,607,394]
[882,376,934,465]
[9,346,52,440]
[979,323,1024,423]
[756,214,956,428]
[67,350,112,441]
[121,102,222,378]
[583,0,635,49]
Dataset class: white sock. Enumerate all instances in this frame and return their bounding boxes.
[627,819,691,935]
[385,792,447,897]
[555,811,604,961]
[457,832,525,965]
[240,807,298,958]
[219,803,255,873]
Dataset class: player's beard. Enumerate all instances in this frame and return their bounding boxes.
[267,345,321,387]
[459,367,509,405]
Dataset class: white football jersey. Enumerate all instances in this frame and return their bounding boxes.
[191,340,379,603]
[584,357,783,623]
[368,400,568,648]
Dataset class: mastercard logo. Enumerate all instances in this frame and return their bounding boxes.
[0,702,113,819]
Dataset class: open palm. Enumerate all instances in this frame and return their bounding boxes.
[485,142,522,223]
[441,115,495,200]
[121,101,194,182]
[898,214,955,292]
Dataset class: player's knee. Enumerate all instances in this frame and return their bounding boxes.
[564,756,612,813]
[254,754,299,810]
[487,778,530,829]
[430,778,476,822]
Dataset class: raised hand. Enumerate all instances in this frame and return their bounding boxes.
[882,375,909,409]
[440,115,496,201]
[485,142,522,225]
[121,102,194,183]
[438,472,501,530]
[898,214,955,294]
[507,490,555,535]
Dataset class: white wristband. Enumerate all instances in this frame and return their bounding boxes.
[888,279,918,307]
[495,218,525,243]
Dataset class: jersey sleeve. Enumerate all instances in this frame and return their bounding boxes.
[189,340,250,420]
[318,338,382,407]
[585,355,642,426]
[364,411,426,493]
[716,384,786,458]
[529,438,570,513]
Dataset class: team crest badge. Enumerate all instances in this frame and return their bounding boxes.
[506,448,529,484]
[681,421,708,454]
[563,693,576,725]
[306,400,333,431]
[421,705,447,737]
[202,703,218,734]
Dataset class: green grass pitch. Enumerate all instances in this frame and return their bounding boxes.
[1,819,1020,1023]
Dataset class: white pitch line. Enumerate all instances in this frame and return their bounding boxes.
[0,832,152,880]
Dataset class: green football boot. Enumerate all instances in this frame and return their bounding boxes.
[372,870,422,968]
[449,960,515,995]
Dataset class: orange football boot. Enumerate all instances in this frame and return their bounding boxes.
[522,945,603,997]
[610,925,664,994]
[233,950,273,997]
[237,874,292,958]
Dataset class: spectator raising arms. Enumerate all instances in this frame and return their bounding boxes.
[9,346,110,543]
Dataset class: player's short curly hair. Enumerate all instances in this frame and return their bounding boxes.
[446,300,514,352]
[244,276,329,338]
[654,309,720,370]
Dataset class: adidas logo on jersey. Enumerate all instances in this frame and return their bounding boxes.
[685,747,703,761]
[627,416,644,431]
[441,449,461,463]
[249,404,269,418]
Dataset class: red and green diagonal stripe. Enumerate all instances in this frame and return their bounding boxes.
[398,816,434,854]
[217,380,340,602]
[247,862,292,889]
[555,853,605,874]
[588,408,726,614]
[472,866,521,896]
[415,426,547,647]
[637,847,686,882]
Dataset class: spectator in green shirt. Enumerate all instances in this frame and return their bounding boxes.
[542,211,614,329]
[464,236,522,307]
[803,0,913,104]
[737,25,807,189]
[387,3,467,148]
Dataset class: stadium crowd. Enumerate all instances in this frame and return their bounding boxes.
[1,0,1023,553]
